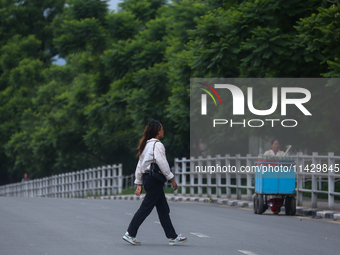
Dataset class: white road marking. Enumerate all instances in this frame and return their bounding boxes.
[154,221,160,224]
[190,232,209,238]
[125,213,133,216]
[238,250,259,255]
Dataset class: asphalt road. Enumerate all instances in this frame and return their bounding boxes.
[1,197,339,255]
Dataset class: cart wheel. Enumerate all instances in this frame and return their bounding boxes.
[290,197,296,216]
[285,196,291,215]
[253,194,258,214]
[257,194,264,214]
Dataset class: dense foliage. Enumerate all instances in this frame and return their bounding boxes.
[0,0,339,184]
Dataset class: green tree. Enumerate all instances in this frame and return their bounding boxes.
[0,0,65,184]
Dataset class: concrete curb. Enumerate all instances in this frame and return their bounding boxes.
[91,195,340,220]
[333,214,340,220]
[316,211,335,219]
[296,207,321,217]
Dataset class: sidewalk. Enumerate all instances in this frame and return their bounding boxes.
[91,193,340,221]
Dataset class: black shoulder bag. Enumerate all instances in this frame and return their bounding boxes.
[149,141,167,183]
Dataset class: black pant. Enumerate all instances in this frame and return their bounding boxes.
[127,174,177,239]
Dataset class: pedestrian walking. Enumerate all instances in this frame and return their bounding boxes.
[122,120,187,246]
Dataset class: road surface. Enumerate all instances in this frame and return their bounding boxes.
[1,197,339,255]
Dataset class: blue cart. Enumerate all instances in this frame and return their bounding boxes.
[253,155,296,215]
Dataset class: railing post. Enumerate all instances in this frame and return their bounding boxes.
[101,166,106,196]
[181,157,187,195]
[62,173,65,198]
[198,156,203,197]
[46,177,49,197]
[111,165,116,195]
[174,158,180,196]
[38,179,40,197]
[225,154,231,199]
[206,155,212,197]
[45,177,48,197]
[49,175,53,198]
[32,180,35,197]
[29,180,33,197]
[67,173,71,198]
[95,167,100,197]
[214,155,220,198]
[311,152,318,208]
[46,177,49,198]
[81,170,85,198]
[190,156,195,196]
[71,171,75,198]
[14,183,17,197]
[41,178,44,197]
[73,172,77,198]
[64,173,68,198]
[51,175,55,198]
[35,180,38,197]
[328,152,335,210]
[107,166,111,196]
[118,164,123,195]
[55,174,58,198]
[10,184,13,197]
[56,174,59,198]
[57,174,60,198]
[77,171,80,198]
[31,181,34,197]
[87,169,91,197]
[236,154,241,200]
[246,154,253,201]
[55,174,59,198]
[296,152,304,206]
[51,175,54,198]
[84,169,88,198]
[91,168,95,197]
[39,179,42,197]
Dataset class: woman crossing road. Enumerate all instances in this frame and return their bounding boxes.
[122,120,187,246]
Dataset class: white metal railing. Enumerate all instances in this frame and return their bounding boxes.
[173,152,340,210]
[2,153,340,209]
[0,164,123,198]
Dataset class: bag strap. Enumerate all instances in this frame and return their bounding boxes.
[153,140,159,163]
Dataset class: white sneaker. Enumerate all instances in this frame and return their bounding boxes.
[122,232,141,246]
[169,234,187,245]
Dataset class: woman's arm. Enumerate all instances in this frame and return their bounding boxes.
[134,159,143,185]
[135,185,143,196]
[170,178,178,191]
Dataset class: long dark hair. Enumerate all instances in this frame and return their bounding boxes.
[136,120,162,157]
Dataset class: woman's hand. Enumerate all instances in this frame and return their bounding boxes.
[135,185,142,196]
[170,178,178,191]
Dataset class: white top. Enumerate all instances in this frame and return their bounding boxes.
[134,138,174,185]
[264,150,285,156]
